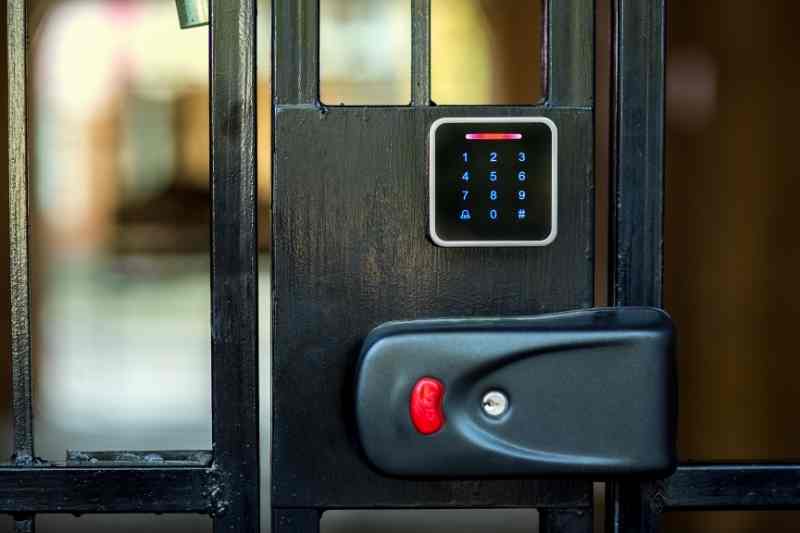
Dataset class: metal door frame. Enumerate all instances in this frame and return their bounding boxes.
[3,1,258,531]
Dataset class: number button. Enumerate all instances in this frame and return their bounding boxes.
[517,208,527,220]
[518,151,527,162]
[517,171,527,182]
[462,152,469,163]
[489,171,498,182]
[461,190,470,201]
[489,209,499,221]
[489,190,498,201]
[461,171,470,182]
[518,190,527,200]
[489,152,498,163]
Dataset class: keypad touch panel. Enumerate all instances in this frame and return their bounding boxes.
[429,117,557,247]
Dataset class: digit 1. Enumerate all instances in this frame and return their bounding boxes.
[462,152,468,163]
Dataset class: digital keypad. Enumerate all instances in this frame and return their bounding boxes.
[429,118,557,247]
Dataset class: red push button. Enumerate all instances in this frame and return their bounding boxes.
[410,377,445,435]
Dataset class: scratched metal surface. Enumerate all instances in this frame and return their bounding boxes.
[271,0,595,519]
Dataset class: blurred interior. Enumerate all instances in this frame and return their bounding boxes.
[0,0,798,532]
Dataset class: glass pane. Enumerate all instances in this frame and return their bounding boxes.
[320,0,411,105]
[30,0,213,459]
[432,0,544,104]
[665,0,800,462]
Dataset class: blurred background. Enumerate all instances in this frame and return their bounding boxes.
[0,0,798,531]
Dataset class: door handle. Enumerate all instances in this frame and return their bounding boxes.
[355,307,676,478]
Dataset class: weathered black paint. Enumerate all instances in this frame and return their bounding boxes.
[0,467,217,513]
[541,508,594,533]
[271,0,595,530]
[605,1,667,532]
[271,104,594,509]
[210,0,260,531]
[664,464,800,510]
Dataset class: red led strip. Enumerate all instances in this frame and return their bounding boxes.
[465,132,523,141]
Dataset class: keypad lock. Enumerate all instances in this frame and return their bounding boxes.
[429,117,557,247]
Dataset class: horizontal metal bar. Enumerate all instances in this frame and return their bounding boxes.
[664,463,800,510]
[66,450,213,467]
[0,467,217,513]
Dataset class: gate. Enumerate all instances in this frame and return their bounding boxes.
[5,1,800,532]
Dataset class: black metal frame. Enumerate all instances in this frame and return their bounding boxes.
[6,0,799,531]
[4,0,259,531]
[606,1,800,531]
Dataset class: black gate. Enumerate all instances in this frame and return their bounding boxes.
[5,1,800,532]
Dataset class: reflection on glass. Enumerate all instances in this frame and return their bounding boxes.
[432,0,544,104]
[31,0,271,462]
[320,0,411,105]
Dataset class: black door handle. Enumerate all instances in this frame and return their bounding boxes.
[354,307,676,478]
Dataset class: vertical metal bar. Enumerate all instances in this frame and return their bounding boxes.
[548,0,594,106]
[8,0,34,466]
[410,0,431,105]
[607,0,666,532]
[609,0,665,309]
[273,0,319,105]
[540,508,593,533]
[210,0,259,531]
[606,481,664,533]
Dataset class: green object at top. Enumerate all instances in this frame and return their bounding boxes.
[175,0,209,29]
